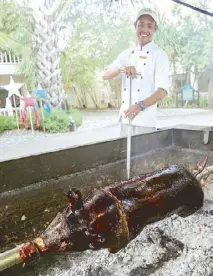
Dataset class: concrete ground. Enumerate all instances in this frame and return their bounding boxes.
[0,108,213,161]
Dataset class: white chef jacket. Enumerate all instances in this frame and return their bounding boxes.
[107,41,169,127]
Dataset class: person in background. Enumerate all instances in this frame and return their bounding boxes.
[102,8,169,135]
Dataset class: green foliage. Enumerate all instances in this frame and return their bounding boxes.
[42,110,71,133]
[60,0,135,90]
[160,93,177,108]
[22,108,83,133]
[155,0,213,93]
[42,109,83,133]
[0,109,83,134]
[0,0,36,89]
[199,96,208,107]
[0,31,21,50]
[160,94,208,108]
[0,116,16,132]
[61,0,213,106]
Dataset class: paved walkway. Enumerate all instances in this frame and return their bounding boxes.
[0,108,213,161]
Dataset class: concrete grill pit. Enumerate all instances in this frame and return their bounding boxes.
[1,126,213,276]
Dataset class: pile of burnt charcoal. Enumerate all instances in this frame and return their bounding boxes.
[42,187,213,276]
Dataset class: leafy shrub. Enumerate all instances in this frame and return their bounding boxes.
[159,93,209,108]
[31,108,82,133]
[198,96,208,107]
[159,93,177,108]
[0,109,83,134]
[41,109,68,133]
[0,116,16,132]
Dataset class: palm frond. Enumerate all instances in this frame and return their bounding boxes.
[0,31,21,51]
[53,0,74,24]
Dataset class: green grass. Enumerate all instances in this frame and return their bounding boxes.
[0,116,16,133]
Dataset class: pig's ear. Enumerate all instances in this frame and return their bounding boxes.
[67,188,83,212]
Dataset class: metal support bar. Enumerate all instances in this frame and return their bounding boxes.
[172,0,213,17]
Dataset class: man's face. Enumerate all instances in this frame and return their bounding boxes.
[135,14,158,46]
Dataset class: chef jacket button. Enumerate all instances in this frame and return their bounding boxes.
[147,51,149,54]
[135,102,137,104]
[132,51,134,54]
[137,89,140,92]
[141,76,143,79]
[144,63,146,66]
[124,88,126,91]
[122,101,124,103]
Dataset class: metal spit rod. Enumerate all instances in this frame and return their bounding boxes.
[120,70,142,179]
[127,76,132,179]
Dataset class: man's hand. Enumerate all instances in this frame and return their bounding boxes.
[124,104,141,120]
[122,66,137,79]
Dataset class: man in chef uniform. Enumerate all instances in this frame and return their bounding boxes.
[102,8,169,135]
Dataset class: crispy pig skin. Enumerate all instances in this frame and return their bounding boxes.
[19,165,204,263]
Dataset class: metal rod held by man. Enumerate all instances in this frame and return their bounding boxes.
[127,76,132,179]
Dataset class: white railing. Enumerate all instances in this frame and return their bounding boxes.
[0,51,21,64]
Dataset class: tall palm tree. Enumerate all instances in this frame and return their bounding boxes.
[33,0,73,107]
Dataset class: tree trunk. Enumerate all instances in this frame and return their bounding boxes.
[33,0,65,107]
[185,67,191,84]
[190,66,198,90]
[172,55,178,94]
[208,70,213,108]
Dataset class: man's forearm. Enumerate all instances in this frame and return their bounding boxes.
[102,68,120,80]
[124,88,168,120]
[143,88,167,108]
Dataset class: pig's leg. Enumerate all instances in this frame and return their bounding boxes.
[85,212,107,250]
[86,204,121,250]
